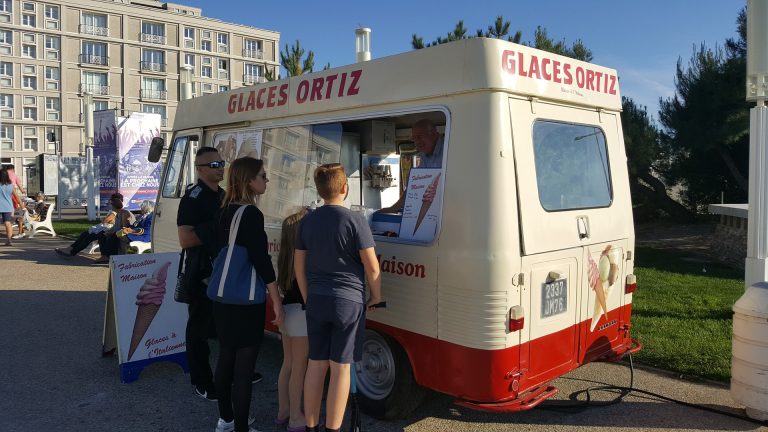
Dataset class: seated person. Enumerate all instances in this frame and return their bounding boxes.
[94,193,135,263]
[55,197,119,258]
[117,200,154,253]
[28,192,48,221]
[12,197,32,239]
[378,119,444,214]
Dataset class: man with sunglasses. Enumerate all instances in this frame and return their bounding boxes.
[177,147,226,401]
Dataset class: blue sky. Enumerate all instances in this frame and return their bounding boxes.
[183,0,745,120]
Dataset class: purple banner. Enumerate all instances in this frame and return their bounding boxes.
[117,113,161,210]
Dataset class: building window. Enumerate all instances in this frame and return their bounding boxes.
[45,5,58,19]
[23,64,35,74]
[141,78,166,100]
[22,44,36,58]
[183,27,194,48]
[201,66,212,78]
[202,30,211,39]
[22,2,35,12]
[244,64,264,84]
[201,40,211,52]
[80,42,108,66]
[80,71,108,95]
[184,53,195,67]
[217,59,228,79]
[219,85,229,92]
[45,66,59,90]
[141,49,166,73]
[80,12,108,36]
[0,30,11,45]
[23,138,38,151]
[202,83,212,93]
[0,124,12,151]
[244,39,262,59]
[45,4,59,28]
[22,76,36,89]
[217,33,228,53]
[45,97,59,111]
[93,100,109,111]
[23,107,37,120]
[46,97,60,121]
[142,104,166,126]
[0,0,11,13]
[23,95,35,105]
[0,93,13,108]
[45,127,56,151]
[22,13,36,27]
[0,62,11,87]
[45,36,60,60]
[141,21,166,44]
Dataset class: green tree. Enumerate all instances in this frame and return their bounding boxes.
[622,97,694,221]
[264,67,277,81]
[411,17,589,61]
[659,9,749,211]
[280,40,315,77]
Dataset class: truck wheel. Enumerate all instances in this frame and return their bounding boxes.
[356,329,425,419]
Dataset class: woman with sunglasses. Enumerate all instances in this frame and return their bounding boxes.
[210,157,283,432]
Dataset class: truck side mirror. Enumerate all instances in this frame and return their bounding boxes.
[148,137,165,163]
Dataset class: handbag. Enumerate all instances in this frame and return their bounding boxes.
[206,205,266,305]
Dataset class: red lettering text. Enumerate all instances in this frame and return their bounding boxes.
[310,77,324,101]
[296,80,309,103]
[256,88,266,109]
[267,86,277,107]
[227,95,238,113]
[347,70,362,96]
[278,84,289,105]
[324,74,338,99]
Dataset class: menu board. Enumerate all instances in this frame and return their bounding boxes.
[399,169,442,242]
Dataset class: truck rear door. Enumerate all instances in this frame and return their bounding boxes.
[509,97,631,385]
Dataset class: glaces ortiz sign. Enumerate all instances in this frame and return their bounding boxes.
[228,70,362,114]
[501,50,617,96]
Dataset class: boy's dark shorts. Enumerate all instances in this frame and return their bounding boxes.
[306,295,365,364]
[0,212,12,223]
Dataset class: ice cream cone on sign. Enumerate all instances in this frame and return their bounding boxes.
[588,254,607,331]
[127,262,171,361]
[413,173,441,235]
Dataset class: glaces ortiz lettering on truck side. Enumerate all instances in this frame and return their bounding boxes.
[501,50,617,95]
[227,69,363,114]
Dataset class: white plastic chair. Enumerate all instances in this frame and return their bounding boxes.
[28,203,56,238]
[130,241,152,254]
[89,240,152,254]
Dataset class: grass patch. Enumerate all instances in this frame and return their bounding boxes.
[52,219,97,238]
[632,246,744,382]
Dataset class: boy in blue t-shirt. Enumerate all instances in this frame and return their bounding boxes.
[295,163,382,432]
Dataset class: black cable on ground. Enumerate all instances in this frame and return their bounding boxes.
[540,353,768,426]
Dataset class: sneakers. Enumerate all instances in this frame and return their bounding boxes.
[12,234,25,239]
[194,384,217,402]
[251,372,263,384]
[214,416,256,432]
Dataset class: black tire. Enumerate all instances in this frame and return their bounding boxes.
[356,329,426,419]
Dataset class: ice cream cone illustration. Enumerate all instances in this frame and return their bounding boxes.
[589,245,619,331]
[127,262,171,361]
[413,173,441,235]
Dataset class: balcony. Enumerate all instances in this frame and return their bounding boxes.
[79,53,109,66]
[140,61,166,73]
[140,33,166,45]
[243,74,266,85]
[79,24,108,37]
[140,89,167,100]
[218,70,229,80]
[79,83,109,95]
[243,48,263,59]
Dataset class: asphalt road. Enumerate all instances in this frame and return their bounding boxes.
[1,236,765,432]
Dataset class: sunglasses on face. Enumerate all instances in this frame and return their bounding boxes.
[196,160,226,169]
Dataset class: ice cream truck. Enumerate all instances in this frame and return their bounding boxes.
[150,38,639,417]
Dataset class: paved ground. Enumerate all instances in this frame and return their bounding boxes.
[1,235,766,432]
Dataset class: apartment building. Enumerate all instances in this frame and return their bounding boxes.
[0,0,279,184]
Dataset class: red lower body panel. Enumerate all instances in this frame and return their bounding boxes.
[368,302,636,411]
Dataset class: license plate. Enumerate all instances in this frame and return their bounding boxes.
[541,279,567,318]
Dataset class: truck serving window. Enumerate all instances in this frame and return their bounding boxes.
[532,121,612,211]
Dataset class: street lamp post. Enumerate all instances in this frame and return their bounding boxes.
[731,0,768,420]
[83,92,96,220]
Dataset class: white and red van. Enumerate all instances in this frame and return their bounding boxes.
[151,37,639,418]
